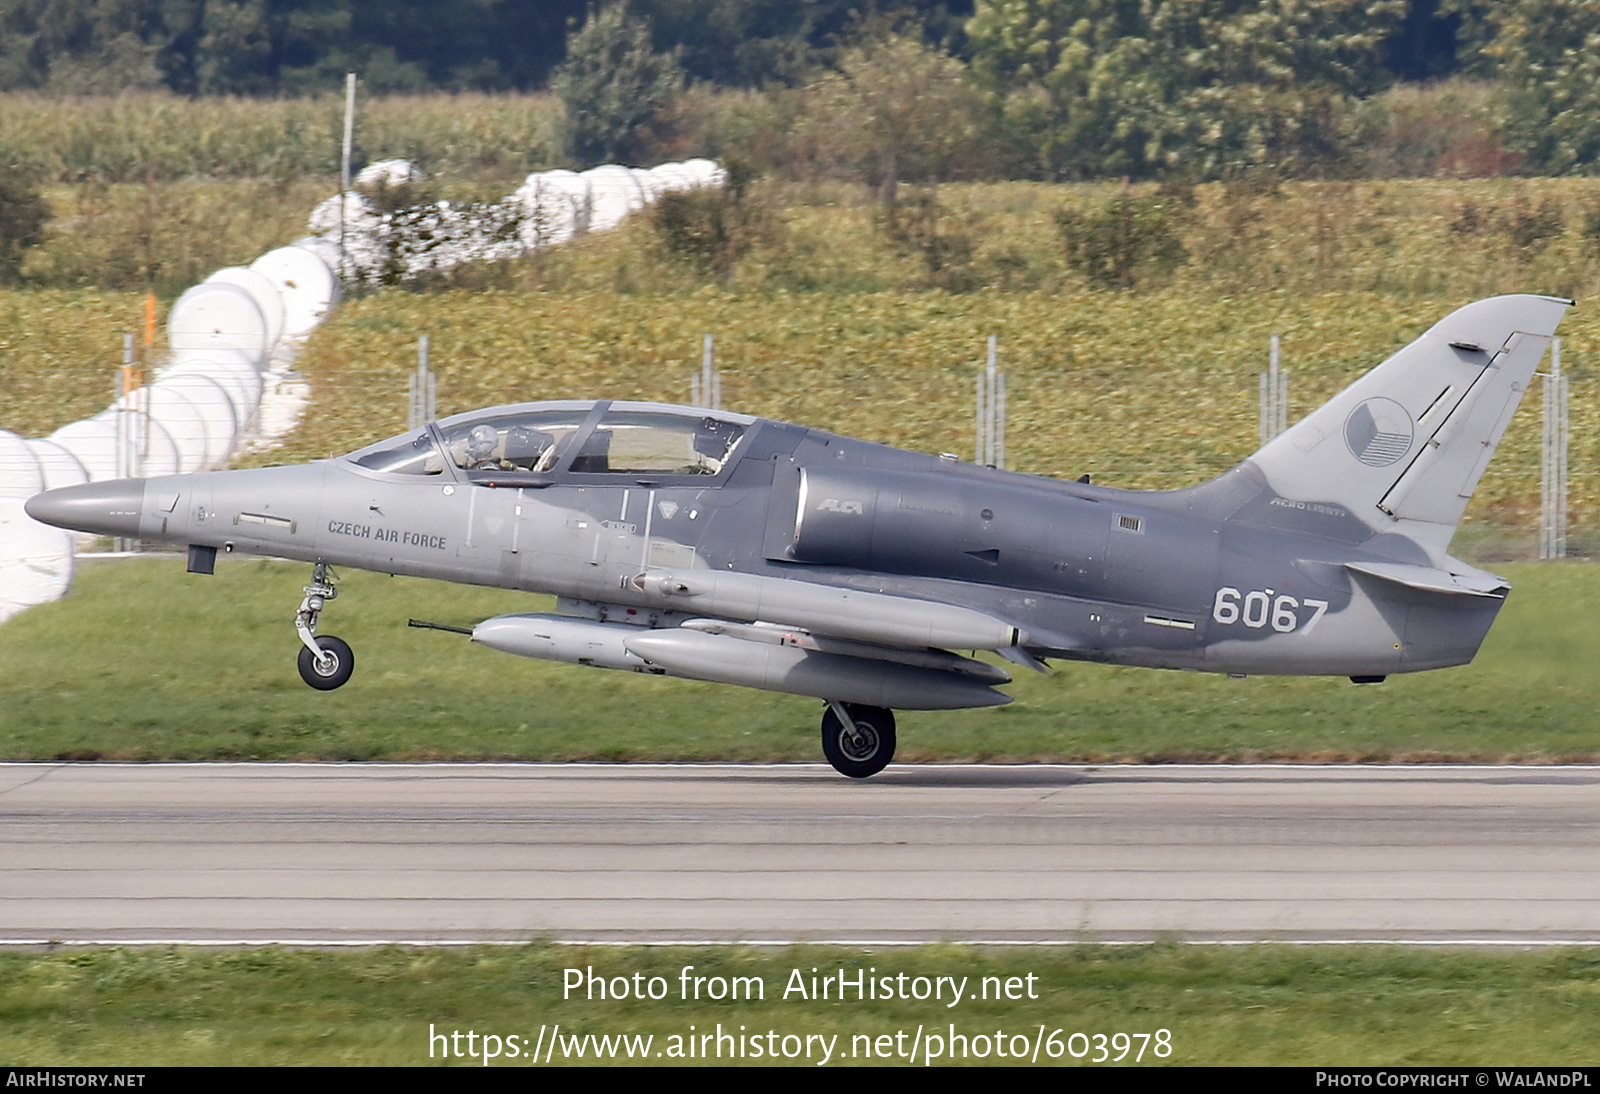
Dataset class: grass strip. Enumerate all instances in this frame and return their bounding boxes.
[2,557,1596,764]
[2,943,1597,1066]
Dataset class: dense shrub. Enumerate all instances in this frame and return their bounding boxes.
[551,8,684,167]
[1056,192,1188,290]
[650,169,771,284]
[1488,0,1600,175]
[0,164,49,284]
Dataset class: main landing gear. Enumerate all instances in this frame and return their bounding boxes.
[821,702,896,779]
[295,561,354,690]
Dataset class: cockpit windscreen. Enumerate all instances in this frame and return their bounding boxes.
[575,410,745,475]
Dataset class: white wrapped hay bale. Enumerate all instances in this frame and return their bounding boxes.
[250,246,340,341]
[681,158,728,188]
[648,162,700,193]
[0,430,43,500]
[0,497,73,624]
[23,439,87,492]
[292,235,343,273]
[581,165,647,232]
[205,267,287,356]
[47,418,122,483]
[168,281,271,366]
[106,389,208,474]
[355,159,424,190]
[151,374,238,469]
[163,349,265,427]
[514,173,583,248]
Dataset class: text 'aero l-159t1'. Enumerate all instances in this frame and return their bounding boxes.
[25,294,1571,777]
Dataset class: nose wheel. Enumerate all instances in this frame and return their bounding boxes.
[294,562,353,690]
[298,635,354,690]
[821,702,896,779]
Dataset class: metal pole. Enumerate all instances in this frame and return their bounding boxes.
[113,363,124,554]
[341,72,356,192]
[1259,334,1289,445]
[122,333,139,480]
[1542,370,1546,559]
[114,361,126,483]
[340,71,356,282]
[1540,350,1551,558]
[127,332,147,472]
[1555,339,1568,558]
[1270,334,1280,441]
[1560,369,1569,557]
[997,372,1007,471]
[1539,338,1566,560]
[115,335,141,551]
[1259,373,1268,448]
[409,334,434,429]
[425,335,435,423]
[974,372,984,464]
[702,335,715,411]
[985,335,998,466]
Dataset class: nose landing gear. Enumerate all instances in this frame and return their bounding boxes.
[821,701,896,779]
[294,562,354,690]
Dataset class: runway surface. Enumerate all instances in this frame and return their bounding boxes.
[2,762,1598,945]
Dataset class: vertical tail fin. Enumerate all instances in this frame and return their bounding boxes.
[1241,295,1571,561]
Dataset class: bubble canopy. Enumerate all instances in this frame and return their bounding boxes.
[346,401,757,483]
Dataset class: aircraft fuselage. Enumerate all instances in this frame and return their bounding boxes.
[27,294,1570,776]
[88,403,1495,682]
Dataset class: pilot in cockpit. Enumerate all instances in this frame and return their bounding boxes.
[462,423,557,472]
[463,424,503,469]
[693,418,739,470]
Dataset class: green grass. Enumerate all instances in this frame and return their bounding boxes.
[0,92,564,186]
[2,943,1597,1065]
[0,289,149,437]
[2,557,1596,764]
[22,178,331,296]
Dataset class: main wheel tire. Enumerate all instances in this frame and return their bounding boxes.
[820,704,896,779]
[297,635,354,690]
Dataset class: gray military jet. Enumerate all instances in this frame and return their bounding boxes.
[25,294,1571,777]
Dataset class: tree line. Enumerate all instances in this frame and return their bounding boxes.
[0,0,1537,96]
[0,1,1596,179]
[556,1,1599,181]
[0,0,957,94]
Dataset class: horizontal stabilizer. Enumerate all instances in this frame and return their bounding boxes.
[1344,560,1508,599]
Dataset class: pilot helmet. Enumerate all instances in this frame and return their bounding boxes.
[466,424,499,461]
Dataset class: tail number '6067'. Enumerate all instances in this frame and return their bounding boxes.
[1212,588,1330,634]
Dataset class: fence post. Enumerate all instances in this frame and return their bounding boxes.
[976,335,1005,468]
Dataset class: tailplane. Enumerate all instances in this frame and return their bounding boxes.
[1224,295,1570,561]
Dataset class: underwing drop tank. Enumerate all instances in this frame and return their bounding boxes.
[470,613,1010,710]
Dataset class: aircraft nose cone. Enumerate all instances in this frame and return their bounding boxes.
[24,479,147,537]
